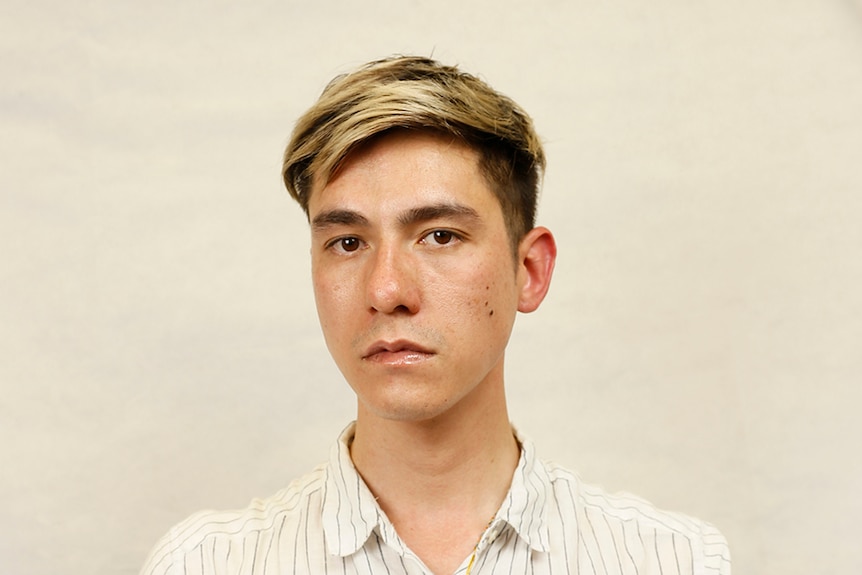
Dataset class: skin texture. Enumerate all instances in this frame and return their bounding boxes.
[308,130,556,574]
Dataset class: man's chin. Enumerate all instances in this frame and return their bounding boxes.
[357,394,459,425]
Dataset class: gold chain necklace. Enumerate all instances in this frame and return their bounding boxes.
[465,516,496,575]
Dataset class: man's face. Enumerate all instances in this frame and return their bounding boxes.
[308,130,525,423]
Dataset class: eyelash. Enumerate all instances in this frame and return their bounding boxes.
[325,236,365,254]
[420,229,462,246]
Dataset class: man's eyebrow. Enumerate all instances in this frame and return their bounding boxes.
[397,203,481,227]
[311,209,369,231]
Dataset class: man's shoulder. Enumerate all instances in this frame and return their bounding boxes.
[140,463,328,575]
[541,460,731,573]
[545,461,704,529]
[174,462,327,540]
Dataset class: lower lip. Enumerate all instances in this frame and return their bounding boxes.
[364,350,433,366]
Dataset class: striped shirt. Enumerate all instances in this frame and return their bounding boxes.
[141,424,731,574]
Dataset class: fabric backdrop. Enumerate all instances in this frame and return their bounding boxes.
[2,1,861,573]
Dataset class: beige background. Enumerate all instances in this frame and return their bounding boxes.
[2,1,861,573]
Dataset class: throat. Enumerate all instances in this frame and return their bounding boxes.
[350,419,520,575]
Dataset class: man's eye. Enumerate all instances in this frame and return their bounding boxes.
[425,230,457,245]
[330,237,362,253]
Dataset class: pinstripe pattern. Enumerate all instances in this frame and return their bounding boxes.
[141,424,731,575]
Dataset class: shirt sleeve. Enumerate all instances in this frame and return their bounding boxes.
[139,527,183,575]
[699,520,732,574]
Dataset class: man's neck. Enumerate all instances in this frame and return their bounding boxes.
[349,377,519,574]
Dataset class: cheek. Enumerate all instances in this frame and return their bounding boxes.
[313,259,354,302]
[312,270,353,333]
[440,261,516,326]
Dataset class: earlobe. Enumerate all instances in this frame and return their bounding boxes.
[517,227,557,313]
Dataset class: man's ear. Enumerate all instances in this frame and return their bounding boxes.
[517,226,557,313]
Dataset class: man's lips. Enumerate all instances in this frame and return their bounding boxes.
[362,340,435,365]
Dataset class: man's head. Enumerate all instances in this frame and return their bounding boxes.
[282,55,545,251]
[282,56,556,424]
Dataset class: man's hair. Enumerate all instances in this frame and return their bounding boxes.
[282,55,546,246]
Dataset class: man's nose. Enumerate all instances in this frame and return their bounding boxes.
[365,246,420,314]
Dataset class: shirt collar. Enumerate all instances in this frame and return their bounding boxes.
[492,428,551,553]
[321,422,383,557]
[320,422,552,557]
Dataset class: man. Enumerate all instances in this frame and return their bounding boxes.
[141,56,731,575]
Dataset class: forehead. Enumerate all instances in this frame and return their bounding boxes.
[308,130,493,215]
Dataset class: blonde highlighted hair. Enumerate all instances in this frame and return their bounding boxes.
[282,55,546,244]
